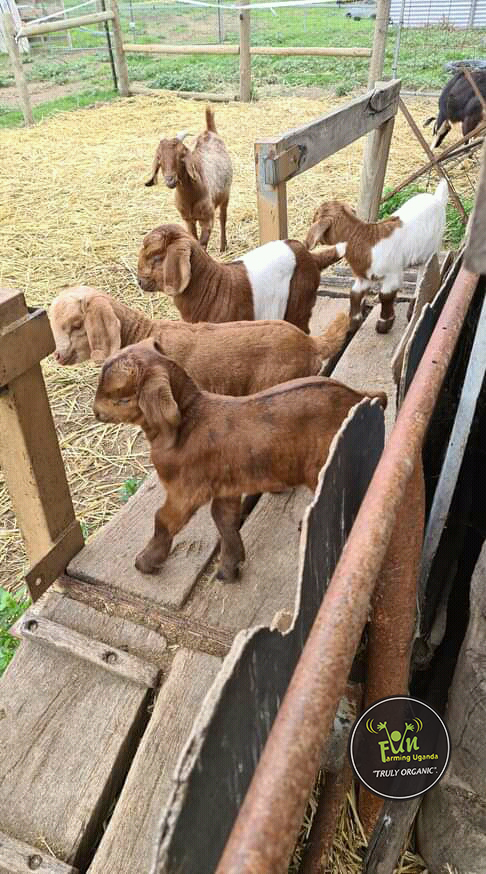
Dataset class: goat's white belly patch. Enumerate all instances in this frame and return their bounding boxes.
[239,240,296,321]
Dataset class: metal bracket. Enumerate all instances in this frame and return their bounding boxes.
[264,144,306,185]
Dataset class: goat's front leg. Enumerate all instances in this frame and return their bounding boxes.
[185,220,198,241]
[350,277,371,331]
[219,198,229,253]
[377,274,401,334]
[135,493,198,574]
[211,497,245,582]
[198,216,214,250]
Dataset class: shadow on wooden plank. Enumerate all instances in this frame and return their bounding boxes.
[151,398,385,874]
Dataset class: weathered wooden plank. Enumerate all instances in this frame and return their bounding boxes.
[363,797,422,874]
[465,139,486,275]
[0,637,149,869]
[68,474,218,611]
[0,289,83,600]
[255,141,288,242]
[256,80,401,183]
[88,648,221,874]
[357,113,396,221]
[392,254,441,385]
[13,614,160,688]
[152,400,385,874]
[0,831,78,874]
[41,590,168,667]
[0,308,54,386]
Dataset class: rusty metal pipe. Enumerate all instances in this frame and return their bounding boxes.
[215,266,478,874]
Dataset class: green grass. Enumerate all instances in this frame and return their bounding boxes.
[0,587,30,675]
[0,88,118,128]
[380,184,474,249]
[119,477,144,503]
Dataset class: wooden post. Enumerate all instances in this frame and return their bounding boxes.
[255,142,288,242]
[357,113,395,220]
[367,0,392,89]
[1,12,33,126]
[239,2,251,103]
[110,0,130,97]
[0,289,83,600]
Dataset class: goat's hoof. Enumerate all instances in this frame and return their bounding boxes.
[350,314,363,333]
[215,564,241,583]
[376,316,395,334]
[135,551,162,574]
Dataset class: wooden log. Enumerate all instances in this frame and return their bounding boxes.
[87,649,222,874]
[0,830,78,874]
[13,613,160,687]
[357,111,396,221]
[0,289,83,599]
[239,2,251,102]
[128,84,238,102]
[363,797,422,873]
[255,141,288,242]
[110,0,129,97]
[398,97,467,222]
[250,45,371,57]
[1,13,33,126]
[17,10,114,37]
[123,42,239,54]
[255,79,401,186]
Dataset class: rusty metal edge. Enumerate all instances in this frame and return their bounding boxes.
[214,265,479,874]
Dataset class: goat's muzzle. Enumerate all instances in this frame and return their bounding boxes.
[164,176,177,189]
[138,276,156,293]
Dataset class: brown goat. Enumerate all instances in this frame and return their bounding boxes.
[49,286,349,390]
[145,107,232,251]
[93,340,387,580]
[138,224,341,333]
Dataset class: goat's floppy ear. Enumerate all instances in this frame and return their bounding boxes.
[163,238,192,296]
[84,296,122,363]
[145,152,160,187]
[305,219,331,250]
[138,367,181,446]
[184,151,200,182]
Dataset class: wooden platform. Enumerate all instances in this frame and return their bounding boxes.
[0,292,411,874]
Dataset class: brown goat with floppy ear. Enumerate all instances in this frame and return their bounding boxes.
[93,340,387,581]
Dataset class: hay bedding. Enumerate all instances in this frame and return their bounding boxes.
[0,92,475,591]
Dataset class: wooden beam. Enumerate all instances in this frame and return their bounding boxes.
[1,12,33,126]
[0,830,79,874]
[465,139,486,275]
[363,797,422,873]
[122,43,371,58]
[0,307,54,386]
[256,79,401,185]
[255,141,288,243]
[367,0,392,87]
[0,289,83,600]
[17,10,114,37]
[110,0,129,96]
[13,614,160,687]
[239,3,251,102]
[398,97,467,222]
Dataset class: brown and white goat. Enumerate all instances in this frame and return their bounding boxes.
[137,224,341,333]
[305,181,448,334]
[145,107,232,251]
[93,340,387,580]
[49,286,349,390]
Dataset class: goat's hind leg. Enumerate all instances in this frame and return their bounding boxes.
[135,493,198,574]
[219,198,229,253]
[377,274,401,334]
[211,497,245,582]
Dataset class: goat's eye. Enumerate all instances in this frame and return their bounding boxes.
[114,397,131,405]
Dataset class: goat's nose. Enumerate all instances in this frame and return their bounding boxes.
[164,176,177,189]
[54,349,61,362]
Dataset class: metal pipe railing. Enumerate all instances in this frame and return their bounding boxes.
[215,265,479,874]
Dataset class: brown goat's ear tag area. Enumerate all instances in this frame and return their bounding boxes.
[163,240,192,296]
[305,219,331,250]
[85,297,122,363]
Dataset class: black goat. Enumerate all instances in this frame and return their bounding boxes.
[424,70,486,148]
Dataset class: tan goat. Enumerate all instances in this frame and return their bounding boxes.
[48,287,349,390]
[138,224,340,333]
[145,107,232,251]
[93,340,387,580]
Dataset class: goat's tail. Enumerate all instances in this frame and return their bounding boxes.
[314,311,349,359]
[206,106,217,133]
[435,177,449,206]
[310,245,342,271]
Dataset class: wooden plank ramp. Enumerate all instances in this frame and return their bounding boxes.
[0,293,410,874]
